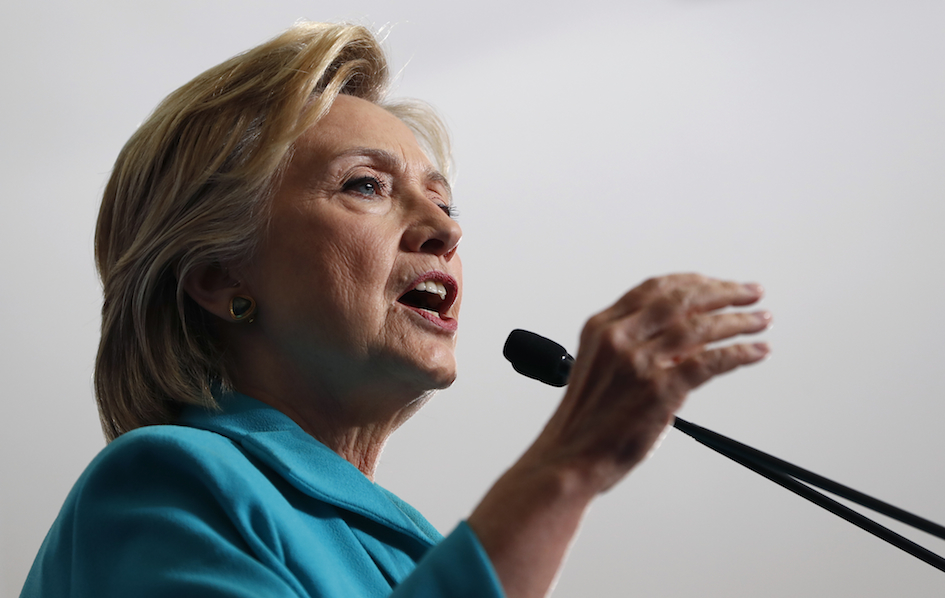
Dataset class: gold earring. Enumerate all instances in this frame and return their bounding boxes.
[229,295,257,323]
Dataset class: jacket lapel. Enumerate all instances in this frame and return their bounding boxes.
[178,392,442,547]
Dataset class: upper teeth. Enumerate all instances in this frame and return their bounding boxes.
[415,280,447,300]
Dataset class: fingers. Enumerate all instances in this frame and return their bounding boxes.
[670,341,770,394]
[583,275,768,364]
[608,274,764,323]
[534,274,771,495]
[653,310,772,356]
[596,275,764,348]
[575,273,772,401]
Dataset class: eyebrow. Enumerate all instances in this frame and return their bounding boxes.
[336,147,453,203]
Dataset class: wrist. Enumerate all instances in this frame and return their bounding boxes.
[467,458,596,598]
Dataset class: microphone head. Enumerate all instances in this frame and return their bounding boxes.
[503,329,574,387]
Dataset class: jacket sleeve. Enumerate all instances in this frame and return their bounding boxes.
[391,521,505,598]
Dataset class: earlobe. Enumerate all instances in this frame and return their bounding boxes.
[182,264,246,322]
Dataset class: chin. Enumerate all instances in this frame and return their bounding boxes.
[416,357,458,391]
[431,367,458,390]
[399,351,457,393]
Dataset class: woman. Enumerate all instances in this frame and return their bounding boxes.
[21,22,771,598]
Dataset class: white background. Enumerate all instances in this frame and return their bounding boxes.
[3,1,945,596]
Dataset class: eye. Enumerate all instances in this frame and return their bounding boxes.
[439,203,459,219]
[342,176,384,197]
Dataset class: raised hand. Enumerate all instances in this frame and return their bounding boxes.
[535,274,771,491]
[469,274,771,598]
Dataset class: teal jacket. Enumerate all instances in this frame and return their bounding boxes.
[21,392,505,597]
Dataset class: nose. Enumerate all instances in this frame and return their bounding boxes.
[401,197,463,259]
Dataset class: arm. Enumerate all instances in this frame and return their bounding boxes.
[468,274,771,598]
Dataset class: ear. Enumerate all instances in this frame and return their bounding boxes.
[181,263,245,322]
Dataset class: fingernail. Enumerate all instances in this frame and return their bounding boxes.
[755,310,773,325]
[753,342,770,355]
[744,283,765,295]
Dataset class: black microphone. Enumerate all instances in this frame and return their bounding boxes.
[503,329,574,387]
[502,328,945,572]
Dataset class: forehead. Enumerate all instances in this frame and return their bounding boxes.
[294,95,432,167]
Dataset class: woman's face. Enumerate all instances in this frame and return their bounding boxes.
[239,95,463,403]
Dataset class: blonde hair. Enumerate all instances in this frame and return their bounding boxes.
[94,22,452,442]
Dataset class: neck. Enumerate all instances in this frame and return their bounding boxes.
[223,325,446,479]
[230,357,435,481]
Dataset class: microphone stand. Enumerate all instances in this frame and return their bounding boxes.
[504,329,945,574]
[673,417,945,572]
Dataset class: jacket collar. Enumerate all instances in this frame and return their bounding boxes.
[178,391,441,547]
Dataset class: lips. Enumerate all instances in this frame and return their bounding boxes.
[397,271,458,329]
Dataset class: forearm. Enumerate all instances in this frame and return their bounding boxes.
[468,277,769,597]
[467,451,598,598]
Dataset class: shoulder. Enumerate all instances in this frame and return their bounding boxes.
[80,424,263,496]
[99,423,247,467]
[56,423,297,538]
[23,425,309,597]
[104,422,242,459]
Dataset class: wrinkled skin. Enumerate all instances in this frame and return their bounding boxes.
[469,274,770,598]
[187,95,771,598]
[187,95,463,476]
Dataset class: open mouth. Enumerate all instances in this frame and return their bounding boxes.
[397,275,457,319]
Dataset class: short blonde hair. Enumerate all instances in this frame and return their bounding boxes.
[94,22,452,442]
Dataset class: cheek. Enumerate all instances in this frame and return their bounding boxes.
[248,206,403,343]
[314,225,397,317]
